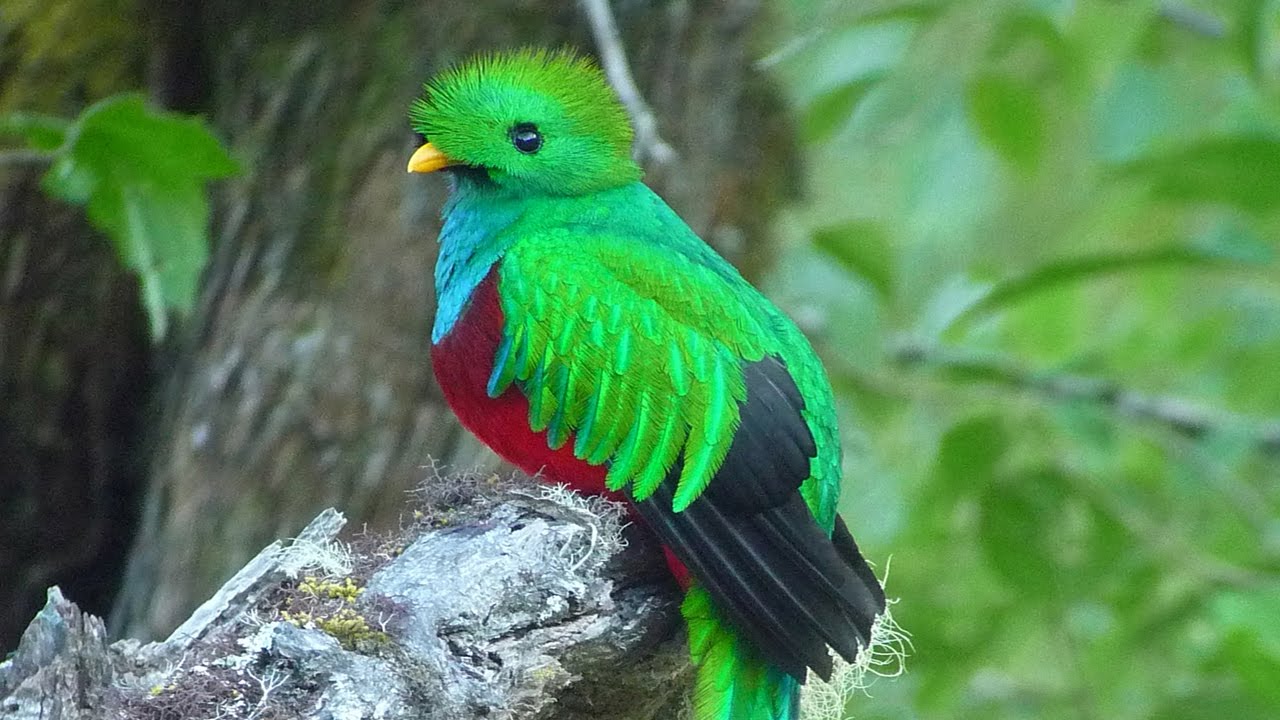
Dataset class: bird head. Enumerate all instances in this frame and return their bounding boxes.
[408,48,642,196]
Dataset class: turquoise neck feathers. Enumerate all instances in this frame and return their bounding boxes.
[433,179,712,343]
[432,180,523,343]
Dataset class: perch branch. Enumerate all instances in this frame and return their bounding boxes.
[580,0,678,166]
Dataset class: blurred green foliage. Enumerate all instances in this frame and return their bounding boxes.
[0,0,142,114]
[1,95,238,339]
[763,1,1280,718]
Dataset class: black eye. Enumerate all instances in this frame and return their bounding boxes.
[511,123,543,154]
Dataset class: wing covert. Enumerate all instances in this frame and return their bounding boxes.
[491,231,775,511]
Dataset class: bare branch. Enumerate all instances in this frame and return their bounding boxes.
[580,0,678,167]
[1158,3,1227,38]
[891,339,1280,455]
[0,149,53,168]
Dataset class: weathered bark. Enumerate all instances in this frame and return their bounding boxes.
[115,0,796,642]
[2,486,690,719]
[0,587,113,720]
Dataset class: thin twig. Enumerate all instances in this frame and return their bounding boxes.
[1158,3,1227,38]
[580,0,678,167]
[756,28,828,70]
[246,667,288,720]
[891,339,1280,455]
[0,149,53,168]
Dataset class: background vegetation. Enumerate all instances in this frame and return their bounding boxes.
[764,2,1280,718]
[2,1,1277,719]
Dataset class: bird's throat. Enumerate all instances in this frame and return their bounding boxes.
[431,187,524,343]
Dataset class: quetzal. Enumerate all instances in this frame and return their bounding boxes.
[408,48,886,720]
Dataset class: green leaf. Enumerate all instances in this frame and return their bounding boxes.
[978,468,1069,596]
[811,220,895,296]
[1213,586,1280,658]
[1113,136,1280,213]
[945,243,1263,334]
[936,416,1007,490]
[849,0,945,27]
[88,182,213,340]
[1212,587,1280,707]
[0,111,70,151]
[914,415,1008,557]
[1092,62,1178,163]
[965,73,1045,170]
[988,10,1077,77]
[1238,0,1274,84]
[40,94,238,340]
[801,75,883,143]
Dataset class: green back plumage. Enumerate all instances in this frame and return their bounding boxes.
[480,182,842,524]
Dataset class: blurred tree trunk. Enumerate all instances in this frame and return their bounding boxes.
[1,0,798,646]
[0,181,152,653]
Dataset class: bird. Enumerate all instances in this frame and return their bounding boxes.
[407,48,886,720]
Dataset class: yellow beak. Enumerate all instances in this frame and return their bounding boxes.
[406,142,457,173]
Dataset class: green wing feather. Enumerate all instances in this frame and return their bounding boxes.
[482,189,846,531]
[492,229,781,512]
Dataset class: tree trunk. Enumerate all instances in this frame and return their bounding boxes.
[0,180,151,655]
